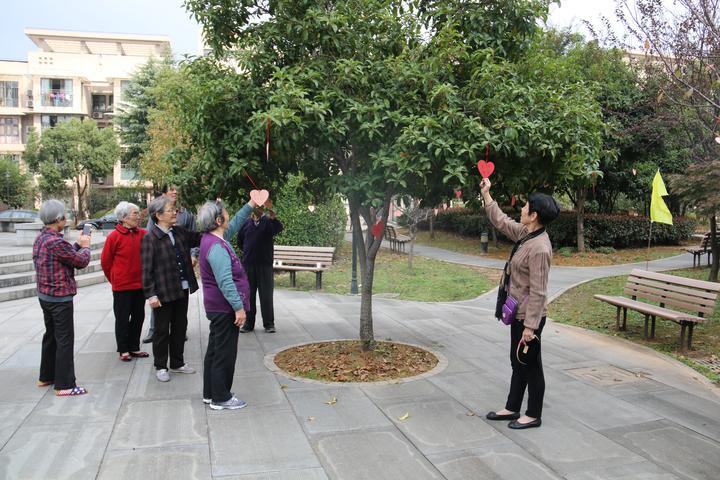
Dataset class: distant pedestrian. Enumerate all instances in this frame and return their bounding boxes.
[237,200,283,333]
[480,178,559,429]
[33,199,91,396]
[198,195,258,409]
[101,201,148,362]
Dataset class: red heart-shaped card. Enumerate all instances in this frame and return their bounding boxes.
[250,189,269,206]
[371,221,385,239]
[477,160,495,179]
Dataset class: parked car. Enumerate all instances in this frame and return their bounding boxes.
[75,213,118,230]
[0,209,39,221]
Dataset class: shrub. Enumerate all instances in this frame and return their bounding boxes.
[420,208,696,248]
[88,186,149,216]
[592,246,617,254]
[272,174,346,248]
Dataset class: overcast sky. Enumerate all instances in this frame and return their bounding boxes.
[0,0,623,62]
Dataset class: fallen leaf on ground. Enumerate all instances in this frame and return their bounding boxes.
[398,412,410,421]
[307,416,315,422]
[466,412,476,416]
[280,384,288,389]
[325,396,337,405]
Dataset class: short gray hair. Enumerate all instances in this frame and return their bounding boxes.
[197,200,225,233]
[39,199,66,225]
[147,196,173,224]
[114,201,139,221]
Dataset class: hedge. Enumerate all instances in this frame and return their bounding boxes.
[418,208,696,248]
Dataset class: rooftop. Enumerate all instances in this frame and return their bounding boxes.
[24,28,171,57]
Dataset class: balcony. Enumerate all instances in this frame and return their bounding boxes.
[41,90,73,107]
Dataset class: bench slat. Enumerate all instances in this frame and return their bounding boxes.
[274,246,335,253]
[274,265,328,272]
[623,286,716,314]
[594,295,707,323]
[628,269,720,292]
[274,254,334,261]
[626,278,719,301]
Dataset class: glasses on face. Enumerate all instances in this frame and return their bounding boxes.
[162,207,178,215]
[128,211,140,217]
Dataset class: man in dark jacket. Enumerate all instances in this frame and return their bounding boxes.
[237,201,283,333]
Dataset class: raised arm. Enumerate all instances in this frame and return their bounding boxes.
[480,178,526,243]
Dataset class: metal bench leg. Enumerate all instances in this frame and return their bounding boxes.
[290,271,296,287]
[687,323,694,351]
[651,316,656,338]
[622,308,627,331]
[679,322,687,354]
[615,306,621,330]
[643,314,649,339]
[315,272,321,290]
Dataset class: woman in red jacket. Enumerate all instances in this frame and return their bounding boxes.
[101,201,148,361]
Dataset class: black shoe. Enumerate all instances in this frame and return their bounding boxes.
[508,418,542,429]
[239,326,254,333]
[265,326,276,333]
[142,334,153,344]
[486,411,520,421]
[185,335,188,342]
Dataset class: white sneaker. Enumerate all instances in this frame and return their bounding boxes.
[170,364,196,374]
[204,391,233,404]
[209,396,247,410]
[156,369,170,382]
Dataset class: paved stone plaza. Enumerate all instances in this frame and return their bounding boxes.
[0,245,719,479]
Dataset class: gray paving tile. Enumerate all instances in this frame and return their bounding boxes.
[78,332,117,353]
[361,379,449,405]
[382,398,510,455]
[600,420,720,480]
[98,445,212,480]
[207,408,320,476]
[74,351,135,383]
[218,468,329,480]
[235,346,273,373]
[429,371,511,413]
[564,460,681,480]
[314,429,444,480]
[504,415,645,475]
[124,364,204,402]
[0,421,113,480]
[428,443,564,480]
[0,343,41,369]
[230,372,289,410]
[285,386,392,434]
[0,367,49,403]
[109,398,207,449]
[0,401,35,447]
[0,335,28,358]
[26,381,125,426]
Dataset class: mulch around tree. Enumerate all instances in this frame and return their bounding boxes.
[274,340,439,382]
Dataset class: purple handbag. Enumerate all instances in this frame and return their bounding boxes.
[501,294,520,326]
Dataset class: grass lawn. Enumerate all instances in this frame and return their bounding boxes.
[549,266,720,383]
[275,241,498,302]
[413,230,690,267]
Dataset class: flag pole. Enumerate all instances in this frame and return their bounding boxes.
[646,220,653,270]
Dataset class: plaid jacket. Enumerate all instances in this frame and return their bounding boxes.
[33,227,91,297]
[141,224,201,303]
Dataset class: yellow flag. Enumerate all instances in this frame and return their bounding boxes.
[650,170,673,225]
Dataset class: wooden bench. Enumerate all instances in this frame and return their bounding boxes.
[385,225,411,253]
[594,269,720,353]
[273,245,336,290]
[685,233,716,267]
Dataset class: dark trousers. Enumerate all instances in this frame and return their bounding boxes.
[506,317,546,419]
[203,312,240,402]
[244,263,275,330]
[152,292,189,370]
[113,289,146,353]
[38,299,77,390]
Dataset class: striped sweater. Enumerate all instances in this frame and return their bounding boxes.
[485,201,552,330]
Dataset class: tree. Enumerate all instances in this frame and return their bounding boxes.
[183,0,605,350]
[23,120,120,220]
[0,155,31,208]
[615,0,720,281]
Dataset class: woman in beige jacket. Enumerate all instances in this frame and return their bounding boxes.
[480,178,560,429]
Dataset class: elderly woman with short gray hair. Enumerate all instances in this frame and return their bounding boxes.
[101,201,148,362]
[197,195,258,410]
[141,195,204,382]
[33,199,91,396]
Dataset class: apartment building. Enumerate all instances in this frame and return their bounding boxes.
[0,28,171,195]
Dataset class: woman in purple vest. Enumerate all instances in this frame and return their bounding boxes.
[197,196,259,410]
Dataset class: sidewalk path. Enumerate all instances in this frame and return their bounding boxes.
[0,279,718,479]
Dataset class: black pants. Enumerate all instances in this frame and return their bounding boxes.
[506,317,546,419]
[39,299,77,390]
[152,291,189,370]
[244,263,275,330]
[113,289,145,353]
[203,311,240,402]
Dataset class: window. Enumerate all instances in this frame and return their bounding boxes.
[41,78,73,107]
[120,158,138,180]
[41,114,72,131]
[0,117,20,144]
[92,94,114,113]
[0,81,19,107]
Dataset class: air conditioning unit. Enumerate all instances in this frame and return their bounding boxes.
[25,100,33,109]
[91,112,103,119]
[26,89,33,98]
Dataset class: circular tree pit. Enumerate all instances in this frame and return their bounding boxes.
[274,340,439,383]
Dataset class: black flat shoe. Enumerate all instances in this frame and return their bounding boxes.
[508,418,542,429]
[486,411,521,421]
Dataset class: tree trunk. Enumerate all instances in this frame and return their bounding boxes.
[709,215,718,282]
[429,212,435,240]
[576,186,587,253]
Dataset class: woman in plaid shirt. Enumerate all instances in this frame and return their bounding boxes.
[33,199,92,396]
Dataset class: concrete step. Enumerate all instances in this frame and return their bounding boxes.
[0,237,106,265]
[0,250,102,275]
[0,259,104,288]
[0,270,107,303]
